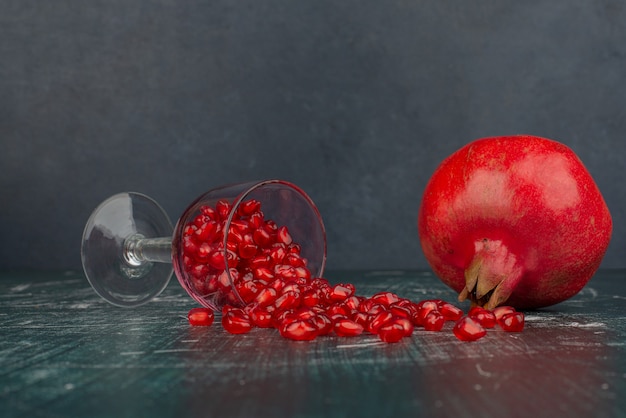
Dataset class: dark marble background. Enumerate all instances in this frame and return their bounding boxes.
[2,1,624,271]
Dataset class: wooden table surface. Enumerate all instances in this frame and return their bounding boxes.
[1,269,624,418]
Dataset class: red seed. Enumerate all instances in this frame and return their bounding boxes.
[254,287,278,307]
[498,312,525,332]
[394,317,415,337]
[253,228,274,247]
[216,200,231,220]
[279,319,318,341]
[468,306,497,328]
[187,308,215,326]
[238,199,261,216]
[423,311,445,331]
[200,205,218,220]
[389,303,412,319]
[378,322,405,343]
[274,291,301,311]
[329,283,355,302]
[312,313,334,336]
[493,305,517,321]
[235,280,261,304]
[453,317,487,342]
[370,291,401,306]
[276,226,293,245]
[249,307,274,328]
[253,267,275,282]
[238,241,258,259]
[222,309,253,334]
[367,311,394,333]
[194,220,218,243]
[414,300,439,326]
[439,303,464,321]
[334,318,364,337]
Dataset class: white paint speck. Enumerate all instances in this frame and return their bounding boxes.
[69,303,91,309]
[120,351,145,356]
[10,284,31,292]
[601,383,610,390]
[64,383,75,390]
[565,322,606,328]
[153,349,200,354]
[474,384,482,391]
[337,338,386,349]
[475,363,492,377]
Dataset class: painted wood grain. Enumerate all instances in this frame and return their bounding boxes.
[0,270,624,418]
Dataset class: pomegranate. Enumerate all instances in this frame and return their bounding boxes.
[418,135,612,310]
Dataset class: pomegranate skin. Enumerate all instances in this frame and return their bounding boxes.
[418,135,612,309]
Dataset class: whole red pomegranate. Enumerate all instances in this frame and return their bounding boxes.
[418,135,612,310]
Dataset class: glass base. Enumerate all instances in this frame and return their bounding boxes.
[81,192,174,307]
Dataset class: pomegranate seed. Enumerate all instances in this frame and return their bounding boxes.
[468,306,497,328]
[194,220,218,243]
[326,303,350,317]
[378,322,405,343]
[453,317,487,342]
[253,228,274,247]
[334,318,364,337]
[498,312,525,332]
[353,312,370,329]
[394,317,415,336]
[199,205,218,219]
[493,305,517,321]
[367,311,394,333]
[423,311,445,331]
[302,289,321,307]
[284,253,306,267]
[254,287,278,307]
[343,295,361,311]
[268,244,287,263]
[274,291,301,311]
[414,300,439,326]
[193,214,212,228]
[294,266,311,280]
[253,267,275,282]
[249,212,264,228]
[238,199,261,216]
[280,319,318,341]
[187,308,215,326]
[439,303,463,321]
[276,226,293,245]
[235,280,261,304]
[389,304,412,319]
[222,309,253,334]
[273,264,297,281]
[328,283,355,302]
[268,278,285,293]
[238,242,258,259]
[216,200,231,220]
[208,250,226,270]
[366,303,387,316]
[281,282,303,294]
[249,307,274,328]
[370,291,401,306]
[312,313,334,335]
[272,309,296,328]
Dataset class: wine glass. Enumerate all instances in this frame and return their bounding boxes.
[81,180,327,309]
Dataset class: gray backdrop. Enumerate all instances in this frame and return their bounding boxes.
[1,1,624,272]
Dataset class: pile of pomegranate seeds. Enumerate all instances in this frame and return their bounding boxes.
[183,198,524,342]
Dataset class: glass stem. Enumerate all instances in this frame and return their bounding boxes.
[123,234,172,266]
